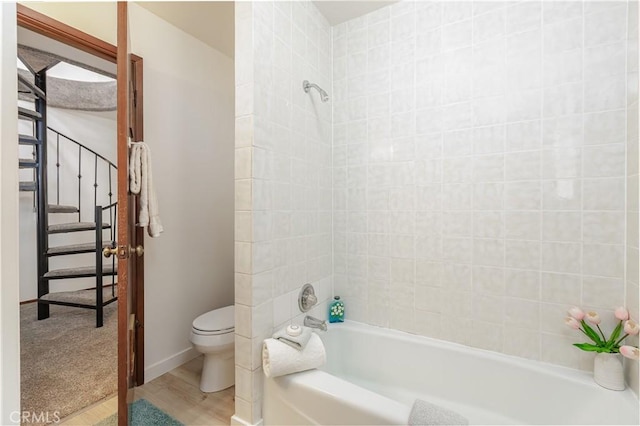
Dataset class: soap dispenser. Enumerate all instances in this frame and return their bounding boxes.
[329,296,345,323]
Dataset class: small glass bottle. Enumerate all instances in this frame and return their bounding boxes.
[329,296,344,323]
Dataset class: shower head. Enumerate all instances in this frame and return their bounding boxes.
[303,80,329,102]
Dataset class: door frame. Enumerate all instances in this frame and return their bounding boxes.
[16,0,145,389]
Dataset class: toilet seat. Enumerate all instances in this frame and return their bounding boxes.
[191,327,234,336]
[192,305,234,335]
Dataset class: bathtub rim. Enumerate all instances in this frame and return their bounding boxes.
[323,320,639,399]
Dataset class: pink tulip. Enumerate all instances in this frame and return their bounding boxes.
[624,320,640,336]
[615,307,629,321]
[620,346,640,361]
[568,306,585,321]
[565,316,581,330]
[585,311,601,325]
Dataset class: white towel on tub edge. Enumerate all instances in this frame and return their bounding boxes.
[262,333,326,378]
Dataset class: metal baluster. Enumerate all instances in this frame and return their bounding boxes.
[112,204,117,297]
[94,155,98,217]
[32,144,36,212]
[113,182,116,244]
[77,145,82,222]
[56,133,60,205]
[32,120,36,212]
[112,204,116,297]
[95,206,104,328]
[108,166,113,242]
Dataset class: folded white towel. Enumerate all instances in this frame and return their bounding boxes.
[262,333,326,378]
[408,399,468,426]
[272,325,314,351]
[129,141,163,238]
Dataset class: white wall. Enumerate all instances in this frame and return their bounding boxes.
[129,3,235,380]
[21,1,117,46]
[0,2,21,423]
[19,106,117,301]
[625,0,639,396]
[233,1,332,424]
[333,0,632,371]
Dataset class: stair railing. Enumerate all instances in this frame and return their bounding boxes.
[48,127,117,227]
[19,64,119,327]
[95,203,118,328]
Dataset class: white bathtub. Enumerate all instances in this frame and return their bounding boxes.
[263,321,639,425]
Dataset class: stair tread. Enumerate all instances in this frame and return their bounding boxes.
[48,241,114,256]
[19,134,39,145]
[48,222,111,233]
[19,158,37,168]
[17,74,46,99]
[43,264,117,279]
[19,181,36,191]
[49,204,79,214]
[39,287,117,306]
[18,106,41,120]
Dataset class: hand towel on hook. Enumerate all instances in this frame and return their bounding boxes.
[129,140,163,237]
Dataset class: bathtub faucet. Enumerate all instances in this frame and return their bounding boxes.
[304,315,327,331]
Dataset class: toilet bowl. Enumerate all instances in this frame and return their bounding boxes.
[190,305,235,393]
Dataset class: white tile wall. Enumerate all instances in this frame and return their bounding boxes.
[236,2,639,419]
[332,0,633,371]
[234,1,332,423]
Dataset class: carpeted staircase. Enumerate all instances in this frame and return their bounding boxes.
[18,51,118,328]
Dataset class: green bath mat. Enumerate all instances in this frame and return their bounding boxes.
[94,399,183,426]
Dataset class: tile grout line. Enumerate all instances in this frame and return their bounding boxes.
[539,0,545,364]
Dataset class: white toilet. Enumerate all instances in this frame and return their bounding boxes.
[190,305,235,393]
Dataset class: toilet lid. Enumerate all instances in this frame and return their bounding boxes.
[193,305,234,333]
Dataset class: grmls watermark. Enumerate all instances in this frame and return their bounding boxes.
[10,411,61,424]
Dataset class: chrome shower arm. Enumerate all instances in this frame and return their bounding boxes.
[302,80,329,102]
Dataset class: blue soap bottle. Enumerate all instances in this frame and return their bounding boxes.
[329,296,344,323]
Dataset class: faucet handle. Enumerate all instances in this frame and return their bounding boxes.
[298,284,318,312]
[305,293,317,306]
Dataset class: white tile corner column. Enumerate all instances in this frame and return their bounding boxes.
[233,1,334,424]
[234,1,260,424]
[0,1,21,424]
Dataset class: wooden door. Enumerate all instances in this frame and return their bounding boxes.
[116,2,143,424]
[15,4,145,423]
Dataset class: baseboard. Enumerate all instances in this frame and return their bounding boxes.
[144,346,199,383]
[231,415,263,426]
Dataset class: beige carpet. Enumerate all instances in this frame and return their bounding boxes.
[20,302,117,424]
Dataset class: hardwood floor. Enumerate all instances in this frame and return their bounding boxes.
[135,356,235,425]
[60,356,235,425]
[60,395,117,425]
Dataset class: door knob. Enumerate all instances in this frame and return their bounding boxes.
[103,247,119,258]
[103,245,144,258]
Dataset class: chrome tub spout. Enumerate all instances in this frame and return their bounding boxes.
[304,315,327,331]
